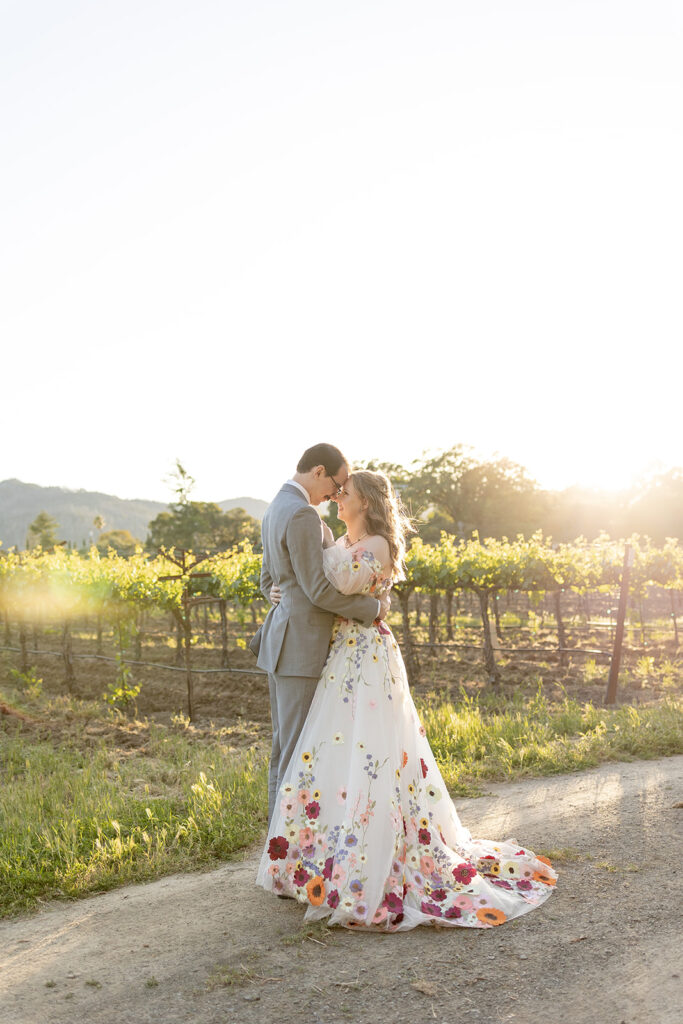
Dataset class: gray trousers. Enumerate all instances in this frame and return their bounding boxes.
[267,671,319,826]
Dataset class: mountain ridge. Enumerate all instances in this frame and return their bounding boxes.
[0,479,269,550]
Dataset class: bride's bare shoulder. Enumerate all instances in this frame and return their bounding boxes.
[362,534,391,565]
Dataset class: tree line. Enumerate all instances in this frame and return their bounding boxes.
[9,448,683,559]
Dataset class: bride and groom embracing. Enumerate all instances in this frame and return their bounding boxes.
[251,443,557,931]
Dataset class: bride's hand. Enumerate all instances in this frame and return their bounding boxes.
[321,522,335,548]
[269,583,282,606]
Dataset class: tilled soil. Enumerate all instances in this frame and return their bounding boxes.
[1,756,681,1024]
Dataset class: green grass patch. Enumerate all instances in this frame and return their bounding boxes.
[0,707,267,918]
[418,687,683,796]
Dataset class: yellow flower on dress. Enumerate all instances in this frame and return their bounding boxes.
[347,638,356,647]
[351,562,360,571]
[302,751,312,763]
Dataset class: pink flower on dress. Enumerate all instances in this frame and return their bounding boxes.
[267,863,279,876]
[360,813,370,827]
[297,789,310,805]
[454,894,474,912]
[372,906,388,924]
[299,827,314,847]
[337,786,348,805]
[420,855,435,875]
[331,864,347,885]
[280,796,297,816]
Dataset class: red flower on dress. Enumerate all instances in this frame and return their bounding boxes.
[293,867,311,886]
[327,889,340,908]
[420,758,428,778]
[421,901,443,917]
[305,801,320,819]
[418,828,431,845]
[452,862,477,884]
[322,856,334,881]
[382,892,404,913]
[268,836,289,861]
[444,905,462,919]
[431,888,447,902]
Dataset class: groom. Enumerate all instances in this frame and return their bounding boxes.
[251,443,390,825]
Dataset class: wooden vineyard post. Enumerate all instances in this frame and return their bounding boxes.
[605,544,634,706]
[219,598,230,668]
[62,621,75,692]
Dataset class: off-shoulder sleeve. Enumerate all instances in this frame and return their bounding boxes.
[323,546,375,595]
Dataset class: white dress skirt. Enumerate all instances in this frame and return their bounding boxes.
[256,542,557,931]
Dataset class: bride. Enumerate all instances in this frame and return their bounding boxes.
[256,470,557,930]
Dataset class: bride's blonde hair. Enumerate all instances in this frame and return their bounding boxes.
[349,469,415,580]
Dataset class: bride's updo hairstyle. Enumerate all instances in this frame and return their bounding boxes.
[349,470,416,581]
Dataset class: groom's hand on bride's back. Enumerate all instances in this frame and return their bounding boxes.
[269,584,282,605]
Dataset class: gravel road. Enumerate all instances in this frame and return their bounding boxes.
[2,755,681,1024]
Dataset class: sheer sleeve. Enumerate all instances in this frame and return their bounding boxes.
[323,546,376,595]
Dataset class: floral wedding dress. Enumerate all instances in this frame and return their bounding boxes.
[256,542,557,931]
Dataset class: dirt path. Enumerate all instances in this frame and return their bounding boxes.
[2,756,682,1024]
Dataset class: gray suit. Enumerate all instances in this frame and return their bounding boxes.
[251,483,379,823]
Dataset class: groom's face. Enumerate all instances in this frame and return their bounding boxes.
[310,463,349,504]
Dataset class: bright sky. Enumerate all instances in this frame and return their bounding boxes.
[1,1,681,504]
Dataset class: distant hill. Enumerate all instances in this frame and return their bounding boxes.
[0,480,269,550]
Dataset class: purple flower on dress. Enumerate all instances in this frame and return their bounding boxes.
[350,878,363,893]
[345,834,358,847]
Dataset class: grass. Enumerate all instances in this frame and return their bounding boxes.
[418,686,683,796]
[0,686,268,918]
[1,672,682,920]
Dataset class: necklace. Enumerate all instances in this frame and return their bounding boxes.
[344,531,368,548]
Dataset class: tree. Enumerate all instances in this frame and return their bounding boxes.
[27,511,60,550]
[147,502,260,554]
[96,529,141,557]
[364,447,546,542]
[164,459,196,505]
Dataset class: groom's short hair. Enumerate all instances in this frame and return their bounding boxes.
[297,443,347,476]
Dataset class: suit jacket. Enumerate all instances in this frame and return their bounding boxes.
[250,483,379,677]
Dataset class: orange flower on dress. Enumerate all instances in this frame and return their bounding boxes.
[306,875,326,906]
[476,907,507,926]
[402,751,408,768]
[533,870,556,886]
[536,855,553,868]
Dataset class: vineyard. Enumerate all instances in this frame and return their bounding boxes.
[1,532,682,722]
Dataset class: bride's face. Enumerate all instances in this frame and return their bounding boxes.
[336,478,366,524]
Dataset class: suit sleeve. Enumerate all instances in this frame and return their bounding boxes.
[260,559,274,603]
[287,507,381,626]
